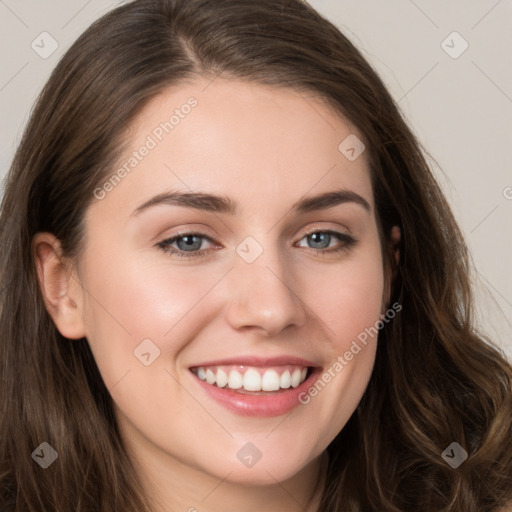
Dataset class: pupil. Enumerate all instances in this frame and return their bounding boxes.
[178,235,201,251]
[310,232,329,249]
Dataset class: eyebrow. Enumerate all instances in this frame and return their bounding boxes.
[131,187,371,217]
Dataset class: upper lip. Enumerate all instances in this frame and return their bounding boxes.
[189,355,321,368]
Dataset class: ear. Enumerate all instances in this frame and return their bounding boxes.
[32,232,86,340]
[382,225,401,311]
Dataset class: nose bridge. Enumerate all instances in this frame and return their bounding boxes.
[224,234,306,335]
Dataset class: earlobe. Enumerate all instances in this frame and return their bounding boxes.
[32,232,86,340]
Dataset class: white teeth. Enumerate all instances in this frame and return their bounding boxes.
[227,370,243,389]
[291,369,302,388]
[280,370,291,389]
[194,365,310,392]
[216,368,228,388]
[243,369,261,391]
[205,368,216,385]
[261,370,280,391]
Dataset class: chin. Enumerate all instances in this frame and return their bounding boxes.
[201,447,316,486]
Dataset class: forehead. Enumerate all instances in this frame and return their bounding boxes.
[90,77,373,221]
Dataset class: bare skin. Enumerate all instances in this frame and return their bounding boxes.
[34,77,399,512]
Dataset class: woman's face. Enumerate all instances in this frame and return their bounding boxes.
[63,78,387,488]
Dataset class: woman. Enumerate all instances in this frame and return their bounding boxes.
[1,0,511,510]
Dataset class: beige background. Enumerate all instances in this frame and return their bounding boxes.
[1,0,511,361]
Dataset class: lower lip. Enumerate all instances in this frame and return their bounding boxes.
[190,367,322,417]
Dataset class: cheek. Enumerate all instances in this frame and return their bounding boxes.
[302,250,385,347]
[78,249,225,388]
[294,245,384,439]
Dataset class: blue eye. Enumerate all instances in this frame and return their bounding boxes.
[157,230,356,259]
[296,230,357,256]
[157,232,215,258]
[171,234,204,252]
[298,231,343,250]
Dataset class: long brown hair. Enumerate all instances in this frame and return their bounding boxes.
[1,1,511,510]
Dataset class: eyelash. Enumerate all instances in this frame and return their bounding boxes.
[156,229,357,259]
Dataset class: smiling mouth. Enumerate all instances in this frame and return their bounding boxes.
[190,365,311,393]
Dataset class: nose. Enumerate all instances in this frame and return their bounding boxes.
[223,241,307,337]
